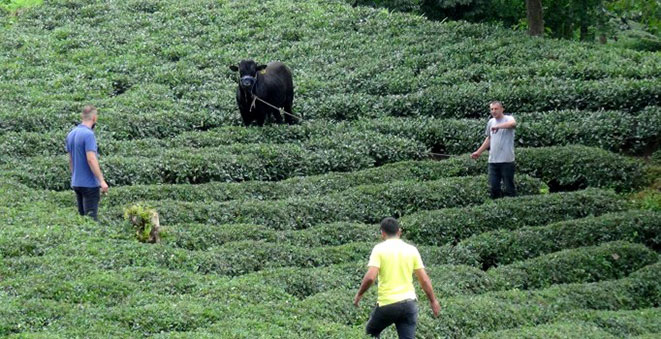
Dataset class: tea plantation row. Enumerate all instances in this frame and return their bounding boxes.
[2,107,659,157]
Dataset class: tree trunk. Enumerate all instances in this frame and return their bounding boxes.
[526,0,544,37]
[580,24,590,41]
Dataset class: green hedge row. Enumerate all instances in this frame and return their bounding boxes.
[473,321,618,339]
[5,136,427,191]
[7,144,644,196]
[162,189,622,251]
[95,146,644,209]
[233,262,492,303]
[0,108,235,140]
[487,241,658,290]
[2,0,659,144]
[4,107,659,159]
[458,210,661,269]
[2,176,543,258]
[165,222,378,251]
[98,129,424,161]
[298,261,661,335]
[553,308,661,338]
[514,145,645,192]
[401,188,624,246]
[309,78,661,120]
[0,293,366,338]
[114,175,542,230]
[515,106,661,155]
[239,240,655,302]
[62,159,469,207]
[3,78,658,137]
[12,191,612,256]
[3,239,473,279]
[0,264,290,309]
[474,308,661,339]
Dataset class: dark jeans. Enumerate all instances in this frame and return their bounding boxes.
[488,162,516,199]
[366,299,418,339]
[73,186,100,221]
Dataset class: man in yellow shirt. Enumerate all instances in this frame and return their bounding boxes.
[354,217,441,338]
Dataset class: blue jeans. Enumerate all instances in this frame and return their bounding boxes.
[73,186,100,221]
[488,162,516,199]
[366,299,418,339]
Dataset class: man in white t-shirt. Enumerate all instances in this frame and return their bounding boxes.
[471,101,517,198]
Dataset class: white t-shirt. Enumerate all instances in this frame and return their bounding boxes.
[485,115,515,163]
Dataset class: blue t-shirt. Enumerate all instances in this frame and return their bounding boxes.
[66,124,100,188]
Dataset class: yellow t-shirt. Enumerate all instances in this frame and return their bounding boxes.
[367,238,424,306]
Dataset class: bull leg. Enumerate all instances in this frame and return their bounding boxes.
[283,103,294,125]
[240,110,252,126]
[255,114,266,126]
[271,107,284,124]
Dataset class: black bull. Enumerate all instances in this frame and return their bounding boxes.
[230,60,296,126]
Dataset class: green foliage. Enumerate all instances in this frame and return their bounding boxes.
[123,204,157,243]
[473,321,618,339]
[298,262,661,335]
[416,262,661,337]
[0,0,43,12]
[607,0,661,35]
[349,0,423,13]
[631,189,661,212]
[121,175,541,230]
[488,241,658,290]
[402,188,625,246]
[5,108,659,161]
[555,308,661,338]
[5,138,426,190]
[5,145,644,193]
[162,189,621,250]
[365,0,661,46]
[2,0,660,337]
[515,145,645,192]
[458,210,661,268]
[1,0,659,133]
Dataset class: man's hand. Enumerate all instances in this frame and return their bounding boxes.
[430,299,441,317]
[353,293,362,307]
[100,180,109,194]
[470,151,481,159]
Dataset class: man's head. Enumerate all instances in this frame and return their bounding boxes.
[489,100,504,119]
[380,217,401,239]
[81,105,98,126]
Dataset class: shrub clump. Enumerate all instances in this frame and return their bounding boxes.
[124,204,161,243]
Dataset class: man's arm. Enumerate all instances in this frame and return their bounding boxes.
[492,116,517,131]
[353,266,379,306]
[471,136,490,159]
[68,153,73,173]
[86,151,109,193]
[415,268,441,317]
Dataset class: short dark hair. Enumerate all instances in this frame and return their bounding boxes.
[489,100,503,108]
[380,217,399,236]
[81,105,97,121]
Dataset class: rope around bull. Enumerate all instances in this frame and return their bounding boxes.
[249,95,303,122]
[241,80,453,159]
[247,95,454,159]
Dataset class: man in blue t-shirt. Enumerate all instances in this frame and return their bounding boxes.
[471,100,517,199]
[65,105,108,220]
